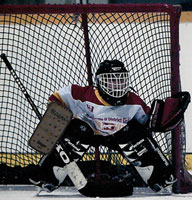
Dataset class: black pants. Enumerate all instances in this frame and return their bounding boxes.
[62,118,148,147]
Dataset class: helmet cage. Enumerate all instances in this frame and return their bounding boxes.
[97,72,130,98]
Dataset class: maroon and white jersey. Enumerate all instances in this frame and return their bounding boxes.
[49,85,150,136]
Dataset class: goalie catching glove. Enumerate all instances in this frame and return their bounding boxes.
[147,91,190,132]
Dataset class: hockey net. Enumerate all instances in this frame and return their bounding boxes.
[0,4,191,193]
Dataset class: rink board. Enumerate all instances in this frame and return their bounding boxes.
[1,153,192,170]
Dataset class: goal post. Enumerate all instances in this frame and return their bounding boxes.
[0,3,191,194]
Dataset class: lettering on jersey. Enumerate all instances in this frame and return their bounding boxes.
[86,104,94,112]
[94,117,129,124]
[93,116,131,135]
[102,122,116,131]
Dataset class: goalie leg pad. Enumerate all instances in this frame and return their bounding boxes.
[29,148,67,192]
[116,121,176,192]
[121,137,176,192]
[29,136,89,193]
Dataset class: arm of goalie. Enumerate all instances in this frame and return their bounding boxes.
[28,102,73,154]
[147,91,190,132]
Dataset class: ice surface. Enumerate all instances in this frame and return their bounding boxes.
[1,185,192,200]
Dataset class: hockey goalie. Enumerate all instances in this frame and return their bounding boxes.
[28,60,190,197]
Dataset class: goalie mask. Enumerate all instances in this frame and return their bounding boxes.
[96,60,130,106]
